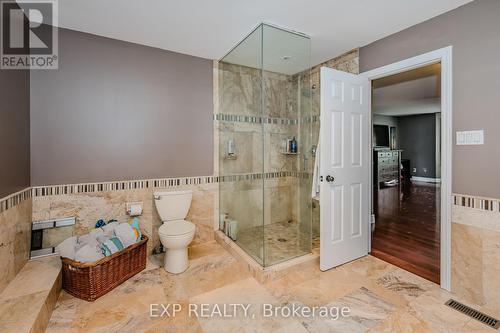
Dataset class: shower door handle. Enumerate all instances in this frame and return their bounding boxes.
[325,175,335,182]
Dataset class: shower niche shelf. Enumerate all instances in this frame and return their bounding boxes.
[280,151,300,155]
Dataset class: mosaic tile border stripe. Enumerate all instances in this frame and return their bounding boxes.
[31,172,309,197]
[214,113,319,125]
[5,185,493,216]
[453,194,500,213]
[219,171,309,183]
[0,187,32,213]
[32,176,218,197]
[1,172,307,212]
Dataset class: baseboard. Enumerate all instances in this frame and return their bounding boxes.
[411,176,442,183]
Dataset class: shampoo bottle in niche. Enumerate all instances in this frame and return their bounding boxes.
[283,139,291,153]
[290,137,298,153]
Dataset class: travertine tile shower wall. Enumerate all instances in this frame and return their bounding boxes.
[217,62,301,229]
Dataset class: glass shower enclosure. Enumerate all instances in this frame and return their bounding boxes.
[218,23,312,267]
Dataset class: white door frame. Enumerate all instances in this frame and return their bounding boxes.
[361,46,453,291]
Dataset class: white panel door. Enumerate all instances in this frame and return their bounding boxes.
[320,67,370,271]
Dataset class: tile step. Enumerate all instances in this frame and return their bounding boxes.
[0,256,62,333]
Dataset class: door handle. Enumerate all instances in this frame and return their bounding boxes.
[325,175,335,182]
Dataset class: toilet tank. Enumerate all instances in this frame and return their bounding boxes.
[154,190,193,222]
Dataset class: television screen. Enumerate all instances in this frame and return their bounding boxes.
[373,125,389,147]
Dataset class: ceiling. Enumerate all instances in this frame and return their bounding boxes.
[221,24,311,75]
[373,63,441,116]
[54,0,472,66]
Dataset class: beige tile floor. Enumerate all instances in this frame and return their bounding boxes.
[46,241,497,333]
[236,221,314,265]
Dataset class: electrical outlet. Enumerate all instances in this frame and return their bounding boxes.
[412,168,417,173]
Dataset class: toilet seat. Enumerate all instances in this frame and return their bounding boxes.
[159,220,195,237]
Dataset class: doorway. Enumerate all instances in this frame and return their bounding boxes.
[318,47,452,290]
[362,47,452,289]
[370,63,442,283]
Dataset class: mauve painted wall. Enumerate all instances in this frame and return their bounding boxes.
[360,0,500,198]
[30,28,213,186]
[0,69,30,198]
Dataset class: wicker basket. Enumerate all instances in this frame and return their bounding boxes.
[62,235,148,301]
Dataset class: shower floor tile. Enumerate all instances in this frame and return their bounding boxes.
[235,221,319,266]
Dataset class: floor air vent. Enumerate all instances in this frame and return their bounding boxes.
[445,299,500,329]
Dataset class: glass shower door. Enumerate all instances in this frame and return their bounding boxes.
[261,24,312,266]
[218,25,265,265]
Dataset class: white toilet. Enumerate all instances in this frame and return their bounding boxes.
[154,190,196,274]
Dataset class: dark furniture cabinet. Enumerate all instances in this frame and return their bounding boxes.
[373,150,402,189]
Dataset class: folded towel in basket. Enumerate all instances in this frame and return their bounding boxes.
[114,223,137,247]
[102,221,119,237]
[101,236,125,256]
[78,234,99,248]
[56,236,78,260]
[58,219,142,262]
[96,234,111,245]
[75,244,104,262]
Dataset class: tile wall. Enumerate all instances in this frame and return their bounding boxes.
[217,61,305,230]
[31,177,219,255]
[0,189,32,292]
[451,193,500,313]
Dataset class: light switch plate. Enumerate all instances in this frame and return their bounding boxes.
[456,130,484,145]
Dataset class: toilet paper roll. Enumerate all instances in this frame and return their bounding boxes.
[128,204,143,216]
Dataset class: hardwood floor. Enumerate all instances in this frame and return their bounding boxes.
[371,181,440,284]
